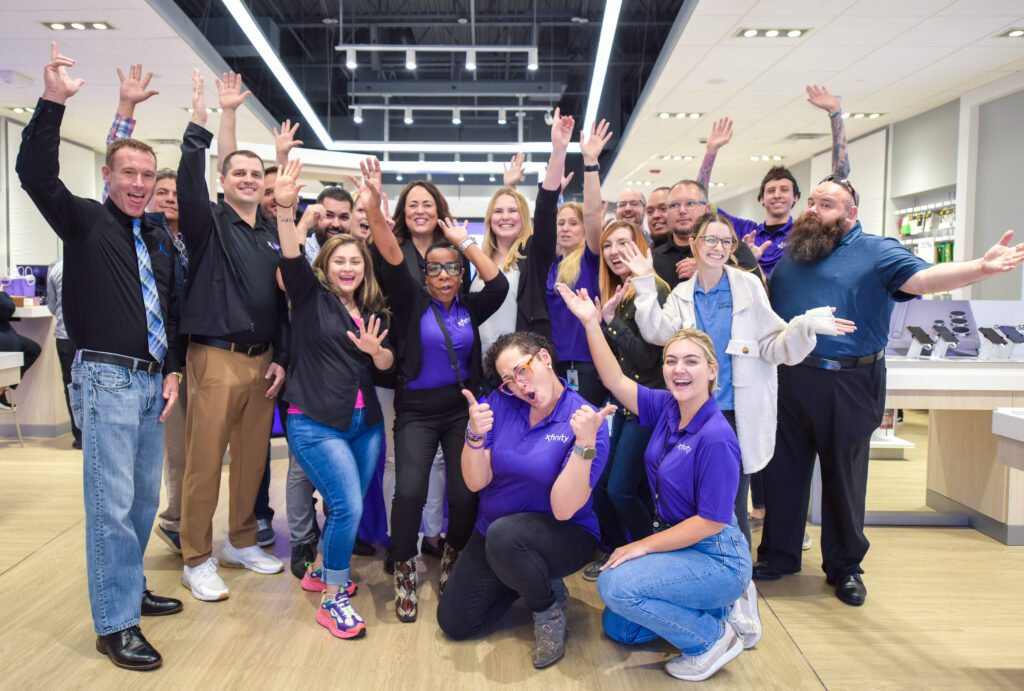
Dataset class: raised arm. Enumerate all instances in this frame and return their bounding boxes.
[111,64,157,140]
[555,283,639,415]
[544,108,574,191]
[900,230,1024,295]
[439,217,499,282]
[581,119,613,254]
[551,403,614,520]
[460,389,495,492]
[696,117,733,190]
[215,71,249,165]
[502,153,526,190]
[176,69,214,249]
[620,241,688,345]
[274,159,306,260]
[353,158,402,266]
[806,85,850,179]
[273,119,303,168]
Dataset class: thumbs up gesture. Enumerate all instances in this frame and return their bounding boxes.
[462,389,494,437]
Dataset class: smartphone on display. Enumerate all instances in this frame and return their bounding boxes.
[907,326,935,345]
[979,327,1007,345]
[998,325,1024,344]
[932,325,959,343]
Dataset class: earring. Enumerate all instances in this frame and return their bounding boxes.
[547,363,553,369]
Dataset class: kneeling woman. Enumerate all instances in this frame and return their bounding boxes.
[558,282,754,682]
[274,161,394,639]
[437,331,612,669]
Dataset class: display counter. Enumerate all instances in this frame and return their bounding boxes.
[1,308,70,439]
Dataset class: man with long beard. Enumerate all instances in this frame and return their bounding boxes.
[755,177,1024,607]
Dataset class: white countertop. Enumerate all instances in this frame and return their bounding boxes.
[886,356,1024,392]
[0,352,24,369]
[992,408,1024,444]
[12,306,53,319]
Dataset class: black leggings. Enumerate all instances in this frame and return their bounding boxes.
[388,384,477,563]
[0,330,41,386]
[721,409,752,546]
[437,512,597,640]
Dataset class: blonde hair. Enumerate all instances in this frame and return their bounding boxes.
[597,220,669,306]
[483,187,534,273]
[312,235,390,318]
[663,328,718,396]
[555,202,585,286]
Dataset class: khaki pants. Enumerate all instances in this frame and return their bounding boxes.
[158,372,188,532]
[180,343,275,567]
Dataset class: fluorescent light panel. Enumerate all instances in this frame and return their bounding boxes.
[582,0,622,136]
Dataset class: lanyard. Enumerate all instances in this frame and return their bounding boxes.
[651,427,686,531]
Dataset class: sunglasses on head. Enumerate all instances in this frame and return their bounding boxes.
[820,175,860,206]
[425,261,463,278]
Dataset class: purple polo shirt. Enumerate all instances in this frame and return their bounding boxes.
[405,295,474,390]
[718,208,791,276]
[636,385,740,525]
[475,381,609,539]
[545,245,601,361]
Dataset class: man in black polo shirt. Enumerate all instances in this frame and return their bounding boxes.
[16,43,183,671]
[177,69,288,601]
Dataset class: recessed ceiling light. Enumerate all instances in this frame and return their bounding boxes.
[70,22,86,30]
[675,113,686,119]
[743,29,758,38]
[643,181,652,187]
[661,155,671,160]
[683,155,693,162]
[489,174,496,182]
[92,22,109,30]
[458,174,466,182]
[688,112,701,119]
[184,106,223,114]
[353,106,363,124]
[396,173,404,181]
[868,113,881,119]
[659,112,670,119]
[764,30,779,37]
[9,106,35,114]
[787,29,802,38]
[737,27,810,39]
[1001,28,1024,37]
[841,112,851,119]
[43,20,115,31]
[322,17,339,25]
[853,112,865,119]
[49,22,65,30]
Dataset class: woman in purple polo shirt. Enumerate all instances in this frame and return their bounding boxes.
[357,159,509,623]
[436,330,613,670]
[558,281,756,682]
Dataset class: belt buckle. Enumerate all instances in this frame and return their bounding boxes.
[246,344,259,356]
[822,358,842,372]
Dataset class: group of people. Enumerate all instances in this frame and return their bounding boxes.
[16,42,1024,680]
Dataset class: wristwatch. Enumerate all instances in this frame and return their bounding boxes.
[573,443,597,460]
[457,237,477,252]
[583,163,600,173]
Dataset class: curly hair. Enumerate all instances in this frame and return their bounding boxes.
[483,331,557,381]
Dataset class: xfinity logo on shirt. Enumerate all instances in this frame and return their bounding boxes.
[457,316,471,327]
[677,442,692,454]
[545,433,570,443]
[267,241,281,253]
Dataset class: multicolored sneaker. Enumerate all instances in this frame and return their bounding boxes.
[300,565,357,596]
[438,543,459,595]
[394,559,418,623]
[317,592,366,639]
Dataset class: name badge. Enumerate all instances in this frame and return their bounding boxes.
[566,368,579,391]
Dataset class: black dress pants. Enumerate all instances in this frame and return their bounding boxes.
[437,512,598,640]
[388,384,476,563]
[56,338,81,441]
[757,359,885,580]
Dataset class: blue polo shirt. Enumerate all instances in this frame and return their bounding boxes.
[545,245,601,362]
[637,386,739,526]
[719,209,791,276]
[476,381,610,539]
[768,222,929,359]
[405,295,474,390]
[692,273,734,411]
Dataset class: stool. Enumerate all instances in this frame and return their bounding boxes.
[0,351,26,447]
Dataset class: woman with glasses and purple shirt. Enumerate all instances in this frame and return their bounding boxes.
[355,159,509,624]
[437,330,613,670]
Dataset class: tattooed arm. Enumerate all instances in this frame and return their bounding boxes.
[806,84,850,179]
[696,117,733,190]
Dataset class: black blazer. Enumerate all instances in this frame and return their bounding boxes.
[512,185,560,342]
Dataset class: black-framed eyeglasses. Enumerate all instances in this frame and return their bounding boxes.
[425,261,463,277]
[820,175,860,206]
[498,352,540,395]
[700,236,736,248]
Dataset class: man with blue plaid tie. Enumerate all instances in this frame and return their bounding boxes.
[16,43,184,671]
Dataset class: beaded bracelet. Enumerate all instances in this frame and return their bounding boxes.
[465,425,485,442]
[465,436,485,449]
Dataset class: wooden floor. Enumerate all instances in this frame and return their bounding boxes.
[1,420,1023,689]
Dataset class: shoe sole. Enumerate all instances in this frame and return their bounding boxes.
[141,603,184,617]
[316,609,367,639]
[95,640,163,671]
[181,577,229,602]
[256,537,276,547]
[533,628,568,669]
[155,529,182,555]
[221,558,283,575]
[665,637,743,682]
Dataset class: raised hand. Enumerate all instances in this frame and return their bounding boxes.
[42,42,85,104]
[117,64,158,106]
[503,153,526,189]
[560,171,575,191]
[580,119,612,165]
[619,240,655,277]
[569,403,617,447]
[274,158,304,210]
[555,283,600,326]
[347,314,389,356]
[296,203,324,244]
[380,191,396,230]
[550,107,575,151]
[706,117,734,154]
[190,69,207,126]
[601,281,628,324]
[980,230,1024,275]
[806,84,841,113]
[462,389,494,437]
[676,257,697,280]
[273,119,303,161]
[438,217,469,247]
[216,71,250,111]
[742,231,771,261]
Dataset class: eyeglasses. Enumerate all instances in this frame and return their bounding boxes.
[616,199,644,209]
[646,204,668,214]
[700,236,736,248]
[820,175,860,206]
[425,261,463,277]
[666,200,708,212]
[498,352,539,395]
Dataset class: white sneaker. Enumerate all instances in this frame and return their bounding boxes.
[727,580,762,649]
[802,531,812,551]
[665,625,743,682]
[182,557,230,601]
[222,541,284,574]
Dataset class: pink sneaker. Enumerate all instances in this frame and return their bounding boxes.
[317,592,366,639]
[301,566,357,596]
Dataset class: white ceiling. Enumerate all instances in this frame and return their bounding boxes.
[608,0,1024,198]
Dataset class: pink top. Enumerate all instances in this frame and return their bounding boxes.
[287,314,366,415]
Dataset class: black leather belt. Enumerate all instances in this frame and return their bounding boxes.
[191,335,270,357]
[800,350,884,372]
[78,349,162,374]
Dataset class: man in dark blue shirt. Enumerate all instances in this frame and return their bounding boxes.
[754,177,1024,607]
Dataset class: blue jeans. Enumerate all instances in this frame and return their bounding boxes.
[598,522,751,655]
[593,411,654,549]
[69,357,164,635]
[287,410,382,586]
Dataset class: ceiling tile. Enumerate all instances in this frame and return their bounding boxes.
[897,15,1023,45]
[938,0,1024,16]
[844,0,958,15]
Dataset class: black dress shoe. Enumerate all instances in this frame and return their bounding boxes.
[752,561,789,581]
[141,590,183,616]
[291,541,317,580]
[352,536,376,557]
[420,536,446,559]
[95,625,162,671]
[832,574,867,606]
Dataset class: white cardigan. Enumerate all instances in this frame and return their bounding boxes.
[632,267,836,474]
